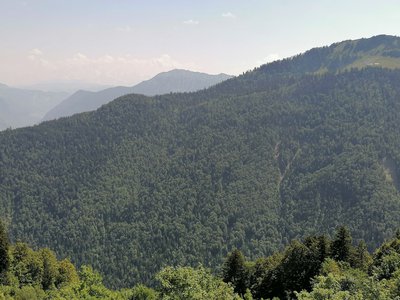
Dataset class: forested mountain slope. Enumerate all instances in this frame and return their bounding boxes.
[1,35,400,288]
[42,70,232,121]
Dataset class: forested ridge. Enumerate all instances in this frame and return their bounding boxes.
[2,35,400,287]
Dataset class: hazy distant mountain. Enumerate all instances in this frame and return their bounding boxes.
[0,84,68,130]
[20,80,112,94]
[42,86,133,122]
[42,69,233,121]
[131,69,233,95]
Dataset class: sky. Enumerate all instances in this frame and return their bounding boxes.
[1,0,400,87]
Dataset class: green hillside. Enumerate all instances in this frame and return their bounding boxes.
[262,34,400,75]
[1,35,400,288]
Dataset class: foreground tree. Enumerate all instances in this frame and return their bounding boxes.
[331,226,352,263]
[352,240,372,271]
[157,265,241,300]
[296,259,393,300]
[130,284,158,300]
[222,249,248,295]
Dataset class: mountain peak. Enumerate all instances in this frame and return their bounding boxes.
[152,69,232,79]
[132,69,233,96]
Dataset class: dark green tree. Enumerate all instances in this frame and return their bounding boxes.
[317,235,330,263]
[277,240,318,298]
[304,235,330,264]
[250,254,283,300]
[0,220,9,284]
[331,226,353,263]
[222,249,247,295]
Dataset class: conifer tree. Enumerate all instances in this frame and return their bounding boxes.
[331,226,352,263]
[222,249,247,295]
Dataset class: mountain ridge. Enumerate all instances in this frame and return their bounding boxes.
[42,69,233,121]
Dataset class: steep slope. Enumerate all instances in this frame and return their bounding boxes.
[42,70,233,121]
[0,84,67,130]
[1,36,400,288]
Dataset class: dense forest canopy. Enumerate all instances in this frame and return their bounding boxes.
[2,222,400,299]
[1,35,400,288]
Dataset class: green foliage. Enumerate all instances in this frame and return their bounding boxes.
[371,236,400,280]
[130,284,158,300]
[11,242,44,287]
[5,222,400,299]
[243,289,253,300]
[156,265,240,300]
[14,285,46,300]
[56,258,79,287]
[75,265,117,299]
[296,262,395,300]
[217,229,400,299]
[0,226,128,299]
[40,248,59,290]
[351,241,372,272]
[224,228,375,299]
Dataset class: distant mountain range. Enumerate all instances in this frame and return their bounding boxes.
[0,70,232,130]
[0,84,67,130]
[19,80,112,93]
[42,69,233,121]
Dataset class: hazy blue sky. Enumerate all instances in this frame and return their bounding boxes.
[1,0,399,86]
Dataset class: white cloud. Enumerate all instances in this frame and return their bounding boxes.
[183,19,199,25]
[257,53,281,66]
[222,12,236,18]
[27,48,54,69]
[73,53,87,60]
[20,51,196,86]
[29,48,43,56]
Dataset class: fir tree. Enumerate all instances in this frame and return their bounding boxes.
[222,249,247,295]
[331,226,352,263]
